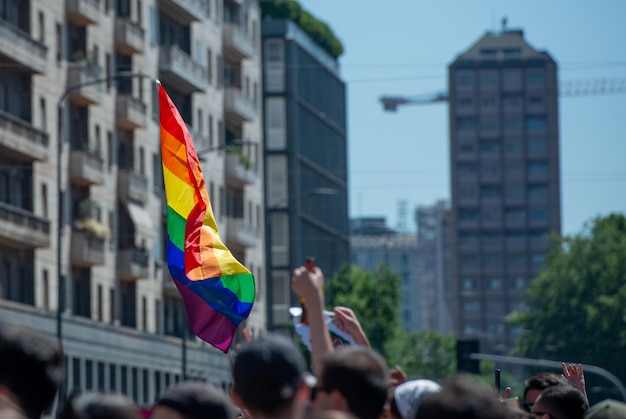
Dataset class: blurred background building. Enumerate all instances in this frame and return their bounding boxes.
[0,0,264,407]
[262,17,349,333]
[448,27,561,353]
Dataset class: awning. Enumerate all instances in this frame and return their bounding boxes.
[126,202,156,240]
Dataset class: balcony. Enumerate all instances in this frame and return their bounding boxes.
[70,149,104,186]
[116,95,147,129]
[0,202,49,248]
[0,19,47,74]
[224,87,256,124]
[115,18,145,55]
[117,169,148,204]
[159,45,208,94]
[71,229,105,266]
[225,216,258,251]
[118,247,149,280]
[225,152,256,188]
[223,23,254,61]
[67,63,103,106]
[159,0,209,24]
[67,0,101,26]
[0,110,49,161]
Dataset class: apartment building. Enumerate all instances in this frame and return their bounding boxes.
[448,28,560,353]
[0,0,264,407]
[262,18,349,332]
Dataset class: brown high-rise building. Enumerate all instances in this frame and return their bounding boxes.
[448,28,560,353]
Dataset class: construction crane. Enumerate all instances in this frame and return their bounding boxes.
[380,78,626,112]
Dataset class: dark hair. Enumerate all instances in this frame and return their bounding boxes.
[319,346,389,419]
[59,391,138,419]
[415,375,512,419]
[523,373,566,401]
[0,324,63,419]
[535,385,588,419]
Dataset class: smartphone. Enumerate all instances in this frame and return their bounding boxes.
[495,368,501,395]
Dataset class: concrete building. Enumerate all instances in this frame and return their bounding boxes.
[415,200,453,335]
[263,19,349,332]
[350,217,420,332]
[448,28,560,353]
[0,0,264,408]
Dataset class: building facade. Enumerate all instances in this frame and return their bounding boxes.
[415,200,453,335]
[448,28,560,353]
[350,217,420,332]
[262,19,349,332]
[0,0,264,408]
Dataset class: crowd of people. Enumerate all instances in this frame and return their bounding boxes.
[1,264,625,418]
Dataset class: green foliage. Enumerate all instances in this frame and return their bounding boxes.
[384,330,457,380]
[509,213,626,397]
[327,264,400,354]
[259,0,344,58]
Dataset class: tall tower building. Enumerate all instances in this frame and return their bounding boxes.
[448,28,560,353]
[0,0,264,407]
[262,17,349,332]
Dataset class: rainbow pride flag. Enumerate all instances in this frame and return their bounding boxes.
[159,84,255,352]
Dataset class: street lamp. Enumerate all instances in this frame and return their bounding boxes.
[56,71,153,405]
[265,187,338,332]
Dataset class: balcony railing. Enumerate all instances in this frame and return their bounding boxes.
[0,18,47,74]
[118,247,149,280]
[0,202,49,248]
[223,23,254,61]
[0,110,49,161]
[159,0,209,24]
[224,86,256,124]
[225,152,256,188]
[71,229,105,266]
[68,62,103,106]
[67,0,101,26]
[70,149,104,186]
[159,45,208,94]
[116,95,147,129]
[225,216,258,250]
[115,17,145,55]
[117,169,148,204]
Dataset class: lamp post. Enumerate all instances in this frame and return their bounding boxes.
[56,71,152,405]
[265,187,338,332]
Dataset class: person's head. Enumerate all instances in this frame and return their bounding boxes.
[415,374,512,419]
[585,399,626,419]
[0,323,63,419]
[523,372,567,411]
[60,391,138,419]
[308,410,358,419]
[232,333,314,417]
[533,385,588,419]
[389,379,441,419]
[153,381,234,419]
[313,346,389,419]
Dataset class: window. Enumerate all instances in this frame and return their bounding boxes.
[460,186,477,199]
[529,139,546,153]
[528,162,548,174]
[512,277,525,290]
[484,255,502,269]
[482,163,499,177]
[480,48,497,57]
[503,71,521,86]
[458,98,473,107]
[505,208,526,222]
[42,269,49,310]
[480,141,500,153]
[457,163,477,175]
[38,11,45,42]
[505,185,523,199]
[460,143,475,153]
[460,254,478,268]
[528,96,544,105]
[207,48,213,84]
[459,208,478,221]
[462,301,480,313]
[56,23,62,62]
[487,277,502,290]
[504,118,521,130]
[456,118,477,132]
[39,97,46,130]
[507,254,526,267]
[461,278,476,290]
[528,185,548,198]
[527,117,547,129]
[503,48,521,57]
[41,183,48,217]
[459,232,479,245]
[506,232,525,246]
[456,72,473,86]
[481,186,501,199]
[481,97,496,108]
[109,364,117,391]
[502,96,522,108]
[481,119,497,131]
[482,208,500,222]
[532,254,546,266]
[531,209,547,220]
[97,284,103,321]
[479,71,498,87]
[527,72,545,85]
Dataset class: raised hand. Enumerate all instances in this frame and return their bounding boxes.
[561,362,587,399]
[333,306,370,347]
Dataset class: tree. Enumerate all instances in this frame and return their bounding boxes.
[327,263,401,354]
[385,331,456,380]
[509,214,626,400]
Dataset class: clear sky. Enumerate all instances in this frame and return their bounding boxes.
[297,0,626,236]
